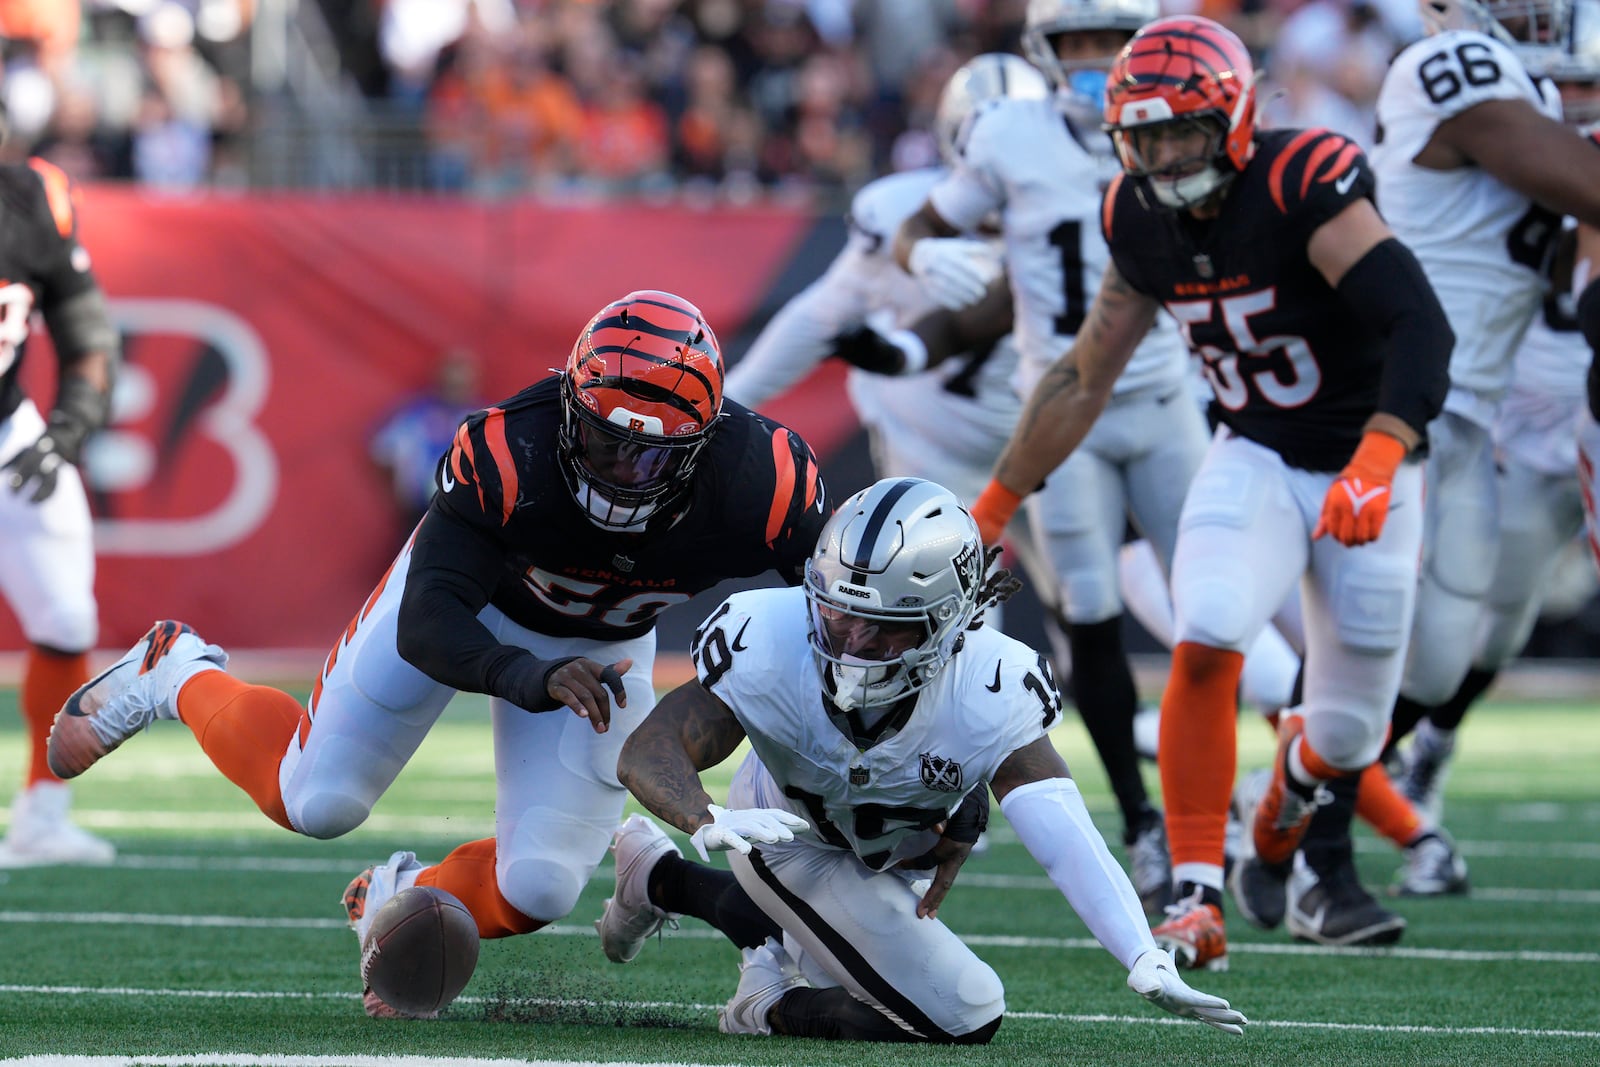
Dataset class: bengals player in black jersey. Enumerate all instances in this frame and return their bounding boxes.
[0,155,121,869]
[47,290,829,1015]
[969,17,1453,967]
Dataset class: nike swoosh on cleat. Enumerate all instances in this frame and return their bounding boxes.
[986,661,1002,693]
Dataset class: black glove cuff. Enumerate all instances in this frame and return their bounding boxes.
[830,325,907,375]
[45,376,111,463]
[943,786,990,845]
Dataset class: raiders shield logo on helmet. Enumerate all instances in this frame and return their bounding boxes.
[920,753,963,792]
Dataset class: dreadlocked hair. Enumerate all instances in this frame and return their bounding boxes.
[968,544,1023,631]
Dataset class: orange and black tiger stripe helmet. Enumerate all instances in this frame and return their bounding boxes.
[1103,16,1258,204]
[559,290,725,531]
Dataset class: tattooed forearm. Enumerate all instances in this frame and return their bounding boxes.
[1011,359,1081,446]
[990,736,1073,802]
[617,681,747,835]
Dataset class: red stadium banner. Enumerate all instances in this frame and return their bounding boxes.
[3,188,861,652]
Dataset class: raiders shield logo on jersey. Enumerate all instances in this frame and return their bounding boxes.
[920,753,963,792]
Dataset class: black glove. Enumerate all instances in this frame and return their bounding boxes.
[829,324,908,375]
[5,376,106,503]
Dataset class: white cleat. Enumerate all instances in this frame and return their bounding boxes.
[47,621,228,779]
[595,814,681,963]
[1390,829,1469,898]
[342,849,430,1019]
[343,850,427,946]
[717,937,808,1035]
[0,781,116,868]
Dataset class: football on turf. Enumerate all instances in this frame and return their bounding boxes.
[360,885,479,1018]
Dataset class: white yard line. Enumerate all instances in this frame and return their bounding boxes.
[8,1061,705,1067]
[0,913,1594,963]
[0,988,1596,1043]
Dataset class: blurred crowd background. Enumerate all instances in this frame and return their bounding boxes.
[4,0,1426,205]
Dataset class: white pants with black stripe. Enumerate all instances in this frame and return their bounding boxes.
[726,755,1006,1040]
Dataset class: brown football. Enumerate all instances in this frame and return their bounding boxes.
[360,885,480,1018]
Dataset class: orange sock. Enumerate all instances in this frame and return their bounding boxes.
[417,837,544,939]
[1291,733,1344,783]
[21,647,89,786]
[175,670,303,831]
[1355,762,1423,847]
[1160,642,1245,871]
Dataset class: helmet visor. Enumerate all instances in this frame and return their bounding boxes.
[1112,114,1226,179]
[812,602,929,663]
[569,409,705,501]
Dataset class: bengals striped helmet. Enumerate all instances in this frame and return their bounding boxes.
[559,290,724,532]
[1103,16,1257,209]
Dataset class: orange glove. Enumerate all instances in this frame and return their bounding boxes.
[1314,431,1408,546]
[971,480,1024,546]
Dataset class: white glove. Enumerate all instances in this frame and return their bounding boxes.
[908,237,1003,310]
[1127,948,1248,1036]
[689,804,811,862]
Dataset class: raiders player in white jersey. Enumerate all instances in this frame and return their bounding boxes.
[1398,39,1600,827]
[603,478,1245,1043]
[1372,0,1600,751]
[893,0,1200,911]
[1581,205,1600,569]
[725,53,1045,533]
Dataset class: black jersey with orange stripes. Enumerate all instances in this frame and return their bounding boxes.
[433,375,827,641]
[1103,127,1381,471]
[0,159,102,423]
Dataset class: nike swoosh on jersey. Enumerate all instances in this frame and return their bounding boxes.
[731,618,752,652]
[441,466,456,492]
[1335,167,1359,195]
[985,661,1002,693]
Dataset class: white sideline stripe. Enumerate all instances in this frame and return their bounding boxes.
[102,856,1600,903]
[5,1062,711,1067]
[2,912,1596,963]
[1,989,1597,1043]
[953,873,1600,904]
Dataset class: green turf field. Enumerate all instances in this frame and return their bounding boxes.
[0,688,1595,1066]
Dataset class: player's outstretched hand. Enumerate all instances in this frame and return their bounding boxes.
[1128,948,1247,1035]
[689,804,810,862]
[908,237,1002,310]
[545,657,631,734]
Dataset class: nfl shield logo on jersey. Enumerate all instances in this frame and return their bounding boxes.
[920,753,963,792]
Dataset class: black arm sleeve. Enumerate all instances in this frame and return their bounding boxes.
[1579,278,1600,420]
[1335,237,1454,438]
[395,508,573,712]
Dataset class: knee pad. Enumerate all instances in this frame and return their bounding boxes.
[495,804,614,922]
[497,853,587,924]
[924,937,1006,1037]
[1058,568,1120,625]
[1304,708,1384,771]
[288,790,372,840]
[1175,573,1257,650]
[26,601,96,653]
